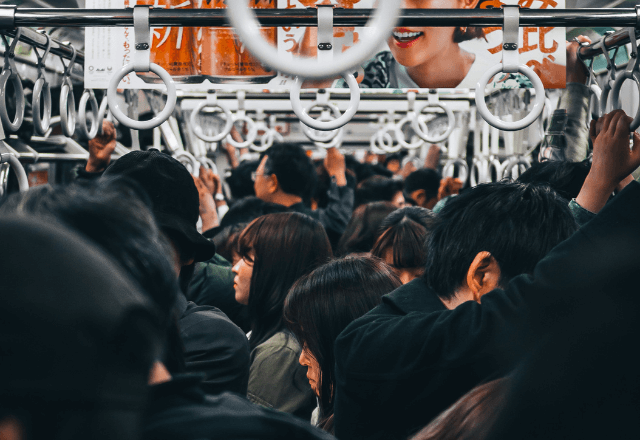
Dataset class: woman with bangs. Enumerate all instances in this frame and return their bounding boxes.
[371,207,435,284]
[284,255,402,434]
[232,212,332,419]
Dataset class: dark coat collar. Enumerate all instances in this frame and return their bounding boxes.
[382,277,447,315]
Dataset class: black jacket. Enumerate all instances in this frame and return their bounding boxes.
[177,293,250,396]
[144,374,335,440]
[334,182,640,440]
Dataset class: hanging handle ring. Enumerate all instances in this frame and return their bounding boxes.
[413,92,456,143]
[225,91,258,149]
[0,29,25,133]
[0,147,29,193]
[32,31,53,136]
[474,6,545,131]
[59,44,77,137]
[190,92,234,143]
[225,0,401,80]
[395,91,426,150]
[300,102,343,143]
[77,89,101,140]
[291,74,361,131]
[611,28,640,131]
[598,32,620,116]
[442,158,469,185]
[107,5,177,131]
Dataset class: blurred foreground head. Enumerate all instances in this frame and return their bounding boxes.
[0,215,162,440]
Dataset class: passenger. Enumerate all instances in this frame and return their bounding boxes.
[226,159,260,202]
[371,206,435,284]
[0,215,162,440]
[188,197,287,333]
[253,144,354,242]
[335,201,397,256]
[333,109,640,440]
[354,175,405,209]
[403,168,442,209]
[410,379,509,440]
[283,255,402,434]
[102,150,251,396]
[233,212,332,419]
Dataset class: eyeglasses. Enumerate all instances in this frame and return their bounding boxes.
[251,172,271,182]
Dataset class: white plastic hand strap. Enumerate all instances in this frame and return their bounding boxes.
[108,5,177,131]
[413,91,456,143]
[190,92,234,143]
[59,44,77,137]
[369,133,387,155]
[611,28,640,131]
[315,127,344,149]
[250,111,282,153]
[475,5,545,131]
[299,98,342,142]
[577,40,602,121]
[0,29,25,133]
[77,89,101,140]
[0,144,28,193]
[98,95,110,135]
[226,0,401,80]
[395,91,425,150]
[376,112,402,153]
[470,156,489,187]
[598,33,618,117]
[442,158,469,184]
[502,156,530,179]
[173,150,200,175]
[32,31,52,136]
[291,73,360,131]
[225,91,258,149]
[198,156,219,175]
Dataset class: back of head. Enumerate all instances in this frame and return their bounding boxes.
[424,181,578,300]
[226,159,259,201]
[336,201,398,256]
[372,207,435,275]
[404,169,442,201]
[517,160,590,201]
[354,175,403,208]
[237,212,332,348]
[0,179,180,323]
[0,215,160,440]
[284,254,401,430]
[344,156,393,183]
[263,143,317,199]
[410,378,509,440]
[103,149,215,262]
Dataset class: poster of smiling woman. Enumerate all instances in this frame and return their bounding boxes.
[282,0,566,90]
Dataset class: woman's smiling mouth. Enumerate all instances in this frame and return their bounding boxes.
[392,28,424,48]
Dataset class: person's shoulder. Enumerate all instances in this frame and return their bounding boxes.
[252,331,301,357]
[180,302,246,339]
[360,50,396,89]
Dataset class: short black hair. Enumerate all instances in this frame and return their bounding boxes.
[263,143,317,199]
[336,201,398,256]
[404,169,442,202]
[345,155,393,183]
[226,159,259,201]
[371,207,435,270]
[517,160,591,201]
[354,175,403,208]
[424,181,578,300]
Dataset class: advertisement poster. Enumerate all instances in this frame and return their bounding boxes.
[85,0,565,90]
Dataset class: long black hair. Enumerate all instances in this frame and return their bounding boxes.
[284,255,402,433]
[237,212,332,350]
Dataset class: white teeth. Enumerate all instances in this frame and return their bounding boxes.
[393,31,422,39]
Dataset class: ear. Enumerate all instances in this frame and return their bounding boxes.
[411,189,428,207]
[465,251,501,303]
[267,173,279,194]
[461,0,480,9]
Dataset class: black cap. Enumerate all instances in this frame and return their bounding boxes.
[0,215,161,411]
[103,149,216,262]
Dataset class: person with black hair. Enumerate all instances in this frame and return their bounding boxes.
[284,255,402,434]
[233,212,333,419]
[187,197,288,333]
[333,109,640,440]
[354,175,405,209]
[517,159,591,201]
[0,215,162,440]
[253,144,354,242]
[335,201,398,256]
[403,168,442,209]
[226,159,260,201]
[371,206,435,284]
[102,150,251,396]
